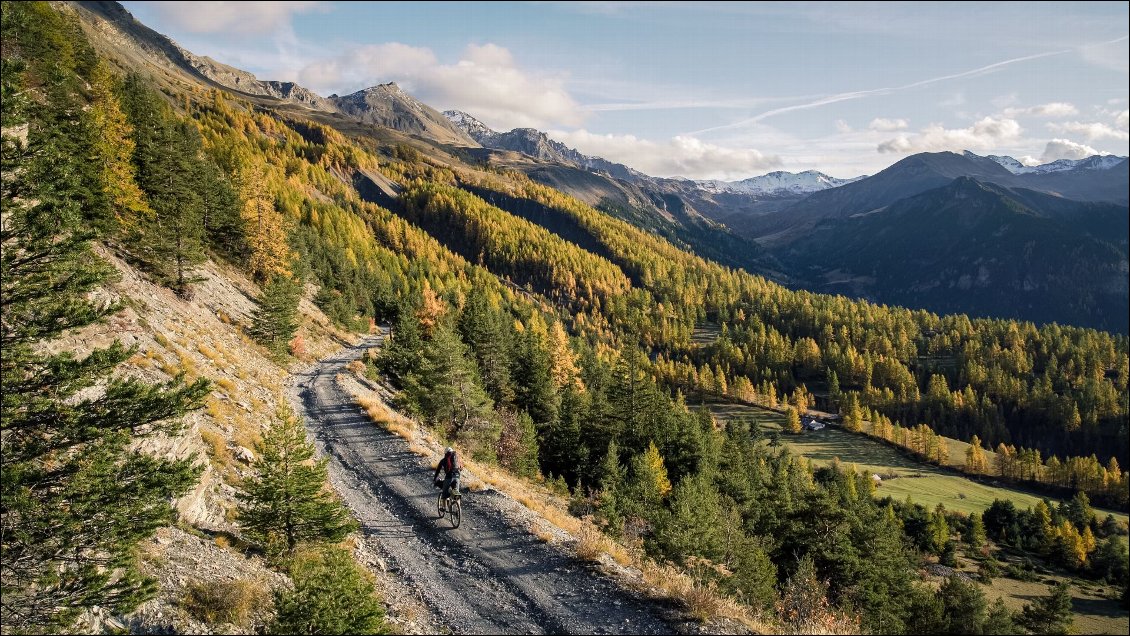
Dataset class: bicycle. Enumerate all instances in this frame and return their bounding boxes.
[435,478,462,528]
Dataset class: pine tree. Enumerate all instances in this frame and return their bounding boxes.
[826,368,841,406]
[407,324,497,458]
[939,575,987,634]
[1,37,208,628]
[271,546,387,634]
[458,287,515,406]
[967,512,987,551]
[539,385,588,486]
[983,597,1019,635]
[120,75,207,296]
[497,409,539,478]
[237,408,357,555]
[843,392,863,432]
[377,300,423,385]
[926,503,951,555]
[1017,582,1073,635]
[198,159,246,261]
[250,274,302,354]
[596,441,625,533]
[512,326,559,427]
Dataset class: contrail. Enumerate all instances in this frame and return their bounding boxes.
[682,44,1096,136]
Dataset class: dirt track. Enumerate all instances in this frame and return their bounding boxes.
[290,334,682,635]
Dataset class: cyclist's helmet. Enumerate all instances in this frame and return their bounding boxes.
[446,447,454,454]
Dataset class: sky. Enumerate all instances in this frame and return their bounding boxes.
[121,1,1129,180]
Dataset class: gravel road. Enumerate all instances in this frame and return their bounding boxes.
[290,334,683,635]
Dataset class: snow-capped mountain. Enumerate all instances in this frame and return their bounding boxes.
[696,171,864,196]
[443,109,498,142]
[984,152,1127,175]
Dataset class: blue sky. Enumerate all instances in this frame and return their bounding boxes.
[122,1,1129,179]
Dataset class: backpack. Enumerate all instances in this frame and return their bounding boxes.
[445,451,461,472]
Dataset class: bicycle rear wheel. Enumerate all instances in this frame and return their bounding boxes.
[449,497,462,528]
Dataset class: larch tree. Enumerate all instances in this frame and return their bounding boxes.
[238,159,291,283]
[88,59,149,228]
[965,434,988,474]
[785,406,802,434]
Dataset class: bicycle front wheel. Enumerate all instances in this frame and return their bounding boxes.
[449,498,462,528]
[437,492,446,518]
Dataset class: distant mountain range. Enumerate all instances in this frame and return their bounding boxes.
[695,171,864,196]
[781,175,1128,331]
[72,0,1127,331]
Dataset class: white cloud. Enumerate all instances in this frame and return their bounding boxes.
[835,119,853,134]
[1040,138,1101,162]
[1002,102,1079,118]
[1118,110,1129,130]
[1046,121,1130,141]
[297,43,438,91]
[139,1,324,35]
[546,130,780,180]
[876,116,1023,154]
[296,42,582,129]
[868,117,909,132]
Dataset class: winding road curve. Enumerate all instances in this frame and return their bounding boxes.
[290,334,682,635]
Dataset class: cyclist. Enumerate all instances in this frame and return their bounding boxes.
[433,446,463,503]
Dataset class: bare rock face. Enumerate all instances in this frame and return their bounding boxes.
[331,83,478,146]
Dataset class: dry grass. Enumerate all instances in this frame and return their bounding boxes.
[345,359,366,375]
[574,524,606,562]
[154,333,171,349]
[216,377,237,394]
[198,343,220,364]
[181,578,272,628]
[530,521,556,544]
[205,397,225,422]
[200,428,228,465]
[357,395,416,439]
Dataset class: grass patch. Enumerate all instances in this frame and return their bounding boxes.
[198,343,221,364]
[181,578,272,628]
[200,428,228,465]
[708,400,1129,523]
[205,397,226,422]
[530,521,556,544]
